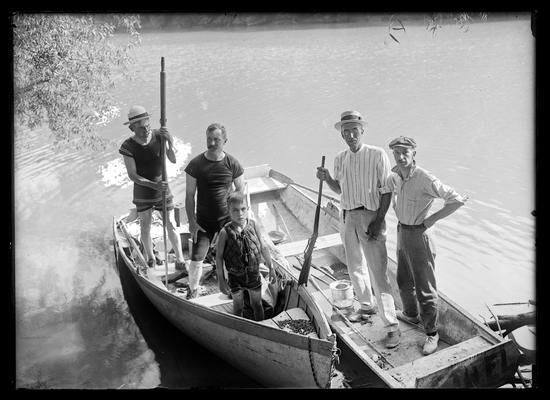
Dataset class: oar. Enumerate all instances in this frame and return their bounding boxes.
[269,168,340,204]
[118,219,149,274]
[160,56,169,287]
[298,156,325,286]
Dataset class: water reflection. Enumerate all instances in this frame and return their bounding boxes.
[16,235,160,389]
[116,253,261,388]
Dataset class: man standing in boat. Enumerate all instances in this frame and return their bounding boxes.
[119,105,186,271]
[316,110,401,349]
[184,123,245,299]
[387,136,468,355]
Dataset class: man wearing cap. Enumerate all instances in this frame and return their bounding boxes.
[184,123,244,299]
[387,136,468,355]
[119,105,186,271]
[317,110,401,349]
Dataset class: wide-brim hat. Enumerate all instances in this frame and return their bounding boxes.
[334,110,368,131]
[123,105,152,125]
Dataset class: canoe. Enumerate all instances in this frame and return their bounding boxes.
[113,193,338,388]
[244,164,522,388]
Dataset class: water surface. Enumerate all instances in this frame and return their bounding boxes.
[14,16,535,388]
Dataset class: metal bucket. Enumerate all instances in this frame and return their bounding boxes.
[329,280,354,309]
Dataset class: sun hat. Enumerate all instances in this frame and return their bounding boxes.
[389,136,417,149]
[123,105,151,125]
[334,110,368,131]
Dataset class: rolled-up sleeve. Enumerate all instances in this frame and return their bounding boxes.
[429,178,467,205]
[377,150,393,194]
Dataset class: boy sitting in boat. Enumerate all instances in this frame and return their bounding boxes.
[215,192,274,321]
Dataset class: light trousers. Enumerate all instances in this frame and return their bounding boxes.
[341,208,399,331]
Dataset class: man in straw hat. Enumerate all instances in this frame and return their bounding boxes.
[316,110,401,349]
[387,136,467,355]
[119,105,186,271]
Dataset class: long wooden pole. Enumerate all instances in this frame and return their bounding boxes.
[160,57,169,287]
[298,155,325,286]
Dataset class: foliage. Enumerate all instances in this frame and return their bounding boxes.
[385,12,489,44]
[13,13,141,151]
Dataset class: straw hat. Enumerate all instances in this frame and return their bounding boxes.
[123,105,151,125]
[334,110,368,131]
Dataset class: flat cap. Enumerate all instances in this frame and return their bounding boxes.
[389,136,417,149]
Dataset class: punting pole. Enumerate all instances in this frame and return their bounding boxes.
[160,57,169,287]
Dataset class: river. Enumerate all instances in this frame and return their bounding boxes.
[14,15,535,388]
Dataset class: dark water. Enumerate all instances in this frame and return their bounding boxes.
[116,257,261,389]
[14,16,535,389]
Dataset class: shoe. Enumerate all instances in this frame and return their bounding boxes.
[396,309,421,325]
[147,259,155,269]
[423,333,439,355]
[186,288,198,300]
[385,329,401,348]
[347,306,377,322]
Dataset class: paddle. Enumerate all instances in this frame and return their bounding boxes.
[269,168,340,204]
[298,156,325,286]
[160,57,169,287]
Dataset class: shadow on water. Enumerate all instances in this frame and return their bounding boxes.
[116,257,261,389]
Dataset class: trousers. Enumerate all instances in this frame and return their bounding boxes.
[396,223,438,334]
[341,208,398,331]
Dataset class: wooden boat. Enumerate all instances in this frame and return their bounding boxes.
[112,181,338,388]
[243,164,522,388]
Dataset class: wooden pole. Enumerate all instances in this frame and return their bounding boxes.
[298,156,325,286]
[160,57,169,287]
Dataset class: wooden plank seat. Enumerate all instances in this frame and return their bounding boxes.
[276,233,342,257]
[247,176,287,196]
[388,335,492,387]
[191,292,233,308]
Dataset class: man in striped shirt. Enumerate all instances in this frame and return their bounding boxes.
[317,110,400,349]
[387,136,467,355]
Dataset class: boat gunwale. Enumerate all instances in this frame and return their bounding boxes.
[264,167,522,388]
[113,215,336,355]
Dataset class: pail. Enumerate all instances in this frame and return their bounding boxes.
[329,280,354,309]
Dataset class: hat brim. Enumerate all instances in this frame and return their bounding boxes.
[334,120,367,131]
[123,114,151,125]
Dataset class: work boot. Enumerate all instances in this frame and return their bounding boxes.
[423,333,439,355]
[347,306,377,322]
[385,329,401,348]
[396,309,421,325]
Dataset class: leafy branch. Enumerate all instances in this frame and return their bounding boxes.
[13,13,142,151]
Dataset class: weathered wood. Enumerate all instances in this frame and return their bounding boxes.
[258,166,522,387]
[246,176,286,196]
[113,210,336,388]
[486,311,535,335]
[277,233,342,257]
[414,339,520,388]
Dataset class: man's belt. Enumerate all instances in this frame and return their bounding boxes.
[398,222,426,230]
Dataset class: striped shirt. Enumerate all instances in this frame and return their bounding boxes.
[333,144,392,211]
[387,163,466,225]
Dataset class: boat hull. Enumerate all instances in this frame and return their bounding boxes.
[113,216,335,388]
[249,167,522,388]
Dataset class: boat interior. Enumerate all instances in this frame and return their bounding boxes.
[116,164,518,387]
